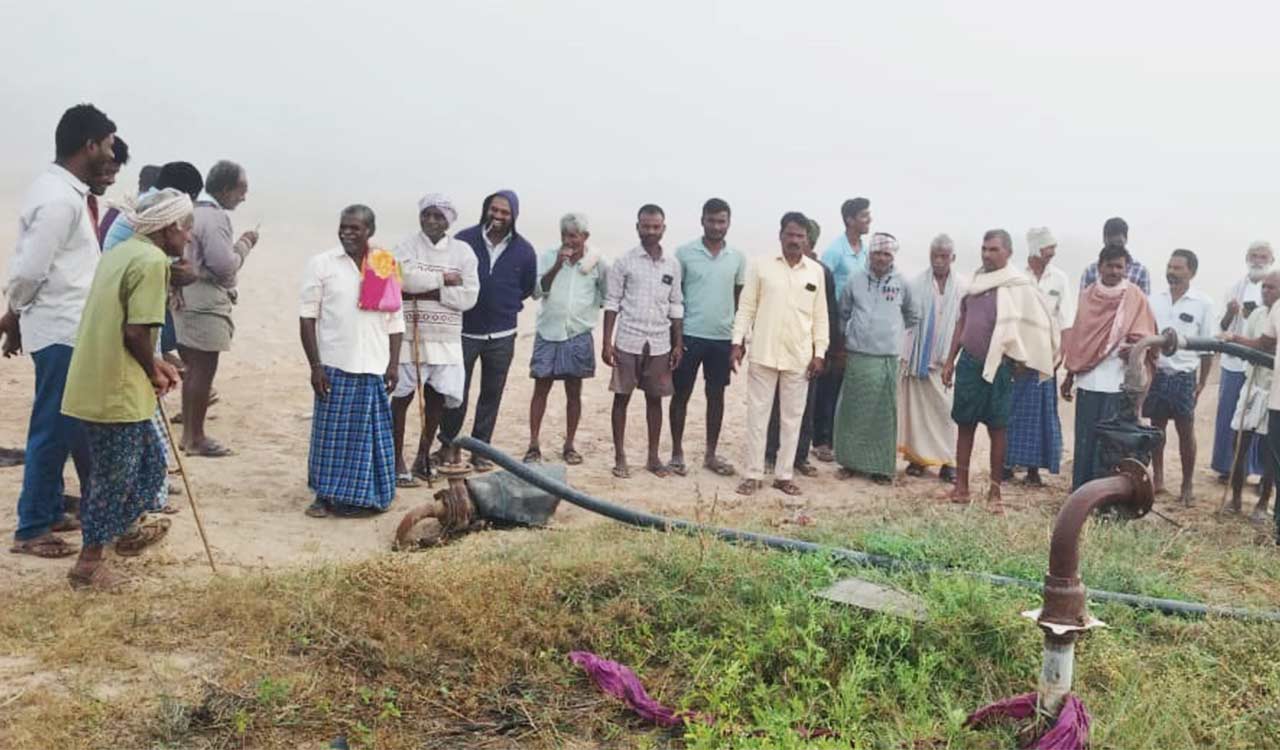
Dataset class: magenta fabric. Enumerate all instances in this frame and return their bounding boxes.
[965,691,1091,750]
[568,651,695,728]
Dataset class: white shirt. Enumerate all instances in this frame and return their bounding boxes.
[299,247,406,375]
[1029,264,1076,333]
[462,226,517,340]
[1151,287,1215,373]
[1264,304,1280,411]
[1076,350,1126,393]
[5,164,99,352]
[1223,276,1264,372]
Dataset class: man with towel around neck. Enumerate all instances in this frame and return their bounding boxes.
[941,229,1059,511]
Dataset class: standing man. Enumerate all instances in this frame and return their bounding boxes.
[4,103,116,559]
[603,204,683,479]
[1145,250,1214,504]
[899,234,965,483]
[1213,241,1274,482]
[176,160,260,457]
[299,206,404,518]
[813,197,871,462]
[88,137,130,247]
[1079,217,1150,294]
[1005,227,1073,486]
[390,195,479,486]
[941,230,1059,509]
[833,233,918,485]
[61,190,189,589]
[439,191,537,469]
[669,198,745,477]
[1223,269,1280,518]
[732,212,828,496]
[1060,246,1157,490]
[525,212,607,465]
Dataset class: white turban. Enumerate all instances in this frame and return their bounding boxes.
[417,193,457,225]
[131,188,193,235]
[1026,227,1056,253]
[869,233,899,255]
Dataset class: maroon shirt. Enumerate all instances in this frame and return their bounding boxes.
[959,289,998,361]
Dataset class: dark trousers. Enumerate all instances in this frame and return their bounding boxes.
[1267,411,1280,542]
[15,345,91,541]
[766,378,817,466]
[161,309,178,353]
[440,334,516,447]
[812,364,842,447]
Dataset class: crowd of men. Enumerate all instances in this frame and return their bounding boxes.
[5,103,1280,590]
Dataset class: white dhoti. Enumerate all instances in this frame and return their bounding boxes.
[897,369,956,466]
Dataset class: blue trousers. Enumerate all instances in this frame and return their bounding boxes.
[15,345,92,541]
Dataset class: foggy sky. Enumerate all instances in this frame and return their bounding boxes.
[2,0,1277,294]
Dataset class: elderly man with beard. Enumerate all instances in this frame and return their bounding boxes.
[899,234,965,483]
[60,189,189,590]
[833,233,918,485]
[3,103,117,560]
[438,191,537,469]
[1146,250,1214,505]
[1223,269,1280,519]
[390,194,479,486]
[1213,240,1275,482]
[941,230,1059,510]
[300,206,404,518]
[1060,245,1158,490]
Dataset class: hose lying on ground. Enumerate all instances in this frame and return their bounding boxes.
[454,436,1280,623]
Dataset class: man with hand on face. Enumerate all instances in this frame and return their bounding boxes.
[732,212,828,497]
[669,198,745,477]
[1213,240,1275,482]
[833,233,918,486]
[525,213,607,465]
[390,194,479,486]
[299,206,404,519]
[941,230,1059,511]
[1145,250,1214,505]
[438,191,537,469]
[60,189,190,590]
[603,204,683,479]
[1060,245,1157,490]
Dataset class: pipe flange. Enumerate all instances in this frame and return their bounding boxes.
[1158,328,1180,357]
[437,462,474,479]
[1109,458,1154,519]
[1022,608,1107,635]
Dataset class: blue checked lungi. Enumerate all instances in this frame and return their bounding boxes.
[82,421,166,546]
[1142,369,1197,420]
[1212,369,1262,477]
[308,367,396,510]
[1004,372,1062,473]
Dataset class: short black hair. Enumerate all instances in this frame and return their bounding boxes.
[780,211,809,232]
[155,161,204,202]
[1098,245,1131,266]
[701,197,730,217]
[111,136,129,165]
[982,228,1012,252]
[205,160,244,196]
[54,103,116,159]
[341,204,376,234]
[1103,217,1129,240]
[1171,248,1199,275]
[840,197,870,220]
[138,164,162,191]
[637,204,665,220]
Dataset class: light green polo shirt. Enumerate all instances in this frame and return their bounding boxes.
[676,239,746,340]
[62,236,169,423]
[533,248,609,342]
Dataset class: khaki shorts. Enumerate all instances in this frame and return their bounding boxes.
[609,347,673,397]
[175,280,235,352]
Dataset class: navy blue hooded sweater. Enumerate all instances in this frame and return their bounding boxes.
[455,190,538,336]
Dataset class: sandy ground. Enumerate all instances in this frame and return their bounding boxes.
[0,236,1264,592]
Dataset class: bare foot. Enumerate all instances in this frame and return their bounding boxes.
[645,462,671,478]
[986,484,1006,515]
[1250,504,1272,523]
[1179,484,1194,506]
[937,487,971,505]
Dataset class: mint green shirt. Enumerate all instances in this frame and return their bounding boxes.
[533,248,608,342]
[676,239,746,340]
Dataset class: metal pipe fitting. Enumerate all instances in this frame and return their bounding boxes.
[1161,330,1276,370]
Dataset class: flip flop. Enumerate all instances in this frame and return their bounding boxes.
[794,462,820,478]
[115,516,171,556]
[771,479,803,496]
[736,479,762,496]
[51,514,81,533]
[67,564,130,592]
[523,447,543,464]
[185,439,234,458]
[305,500,330,518]
[10,535,77,558]
[646,464,671,478]
[612,465,631,479]
[562,448,584,465]
[396,473,421,489]
[667,459,688,477]
[471,457,495,473]
[704,457,736,477]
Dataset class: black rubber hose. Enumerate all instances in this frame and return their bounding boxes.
[1176,336,1275,370]
[454,437,1280,623]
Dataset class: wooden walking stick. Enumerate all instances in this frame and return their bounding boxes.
[1218,367,1257,515]
[157,398,218,573]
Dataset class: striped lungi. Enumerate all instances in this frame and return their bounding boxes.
[1004,372,1062,473]
[308,367,396,510]
[834,353,899,476]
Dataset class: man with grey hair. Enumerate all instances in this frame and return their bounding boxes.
[1003,227,1072,486]
[525,212,608,464]
[1213,239,1275,481]
[175,160,260,457]
[899,234,964,482]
